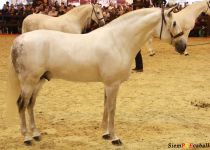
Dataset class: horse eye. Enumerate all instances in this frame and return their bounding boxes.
[173,21,176,27]
[96,12,100,15]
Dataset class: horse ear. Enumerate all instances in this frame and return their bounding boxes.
[166,6,177,17]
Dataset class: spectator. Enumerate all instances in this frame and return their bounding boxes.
[24,5,33,16]
[54,1,60,10]
[39,4,45,14]
[66,5,74,12]
[2,4,8,15]
[16,4,24,15]
[42,7,49,15]
[58,2,66,15]
[6,1,9,8]
[48,6,58,17]
[8,6,16,15]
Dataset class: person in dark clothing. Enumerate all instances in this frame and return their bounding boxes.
[133,51,143,72]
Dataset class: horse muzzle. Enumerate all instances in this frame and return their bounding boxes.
[175,40,187,54]
[98,19,105,26]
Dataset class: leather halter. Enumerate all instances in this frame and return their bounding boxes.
[82,4,104,33]
[159,7,184,42]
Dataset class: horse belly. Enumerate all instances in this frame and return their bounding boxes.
[50,67,102,82]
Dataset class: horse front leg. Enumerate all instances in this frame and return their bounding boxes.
[183,30,190,56]
[146,38,155,56]
[101,88,110,139]
[103,83,122,146]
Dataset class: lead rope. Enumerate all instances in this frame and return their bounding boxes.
[188,41,210,46]
[160,6,166,39]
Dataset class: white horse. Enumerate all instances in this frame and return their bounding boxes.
[146,0,210,56]
[7,7,187,146]
[22,4,105,33]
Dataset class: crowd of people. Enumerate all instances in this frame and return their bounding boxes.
[0,0,134,33]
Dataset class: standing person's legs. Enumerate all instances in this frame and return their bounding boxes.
[133,50,143,72]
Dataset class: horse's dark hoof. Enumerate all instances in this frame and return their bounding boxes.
[184,53,189,56]
[33,136,41,141]
[102,134,111,140]
[112,139,123,146]
[149,53,155,56]
[24,140,32,146]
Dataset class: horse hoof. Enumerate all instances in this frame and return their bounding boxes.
[184,53,189,56]
[24,140,32,146]
[102,134,111,140]
[149,53,155,56]
[33,136,41,141]
[112,139,123,146]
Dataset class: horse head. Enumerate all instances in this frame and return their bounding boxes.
[91,4,105,26]
[160,7,187,54]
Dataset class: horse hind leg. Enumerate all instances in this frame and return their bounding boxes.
[17,95,31,145]
[146,38,156,56]
[17,82,37,145]
[27,79,45,142]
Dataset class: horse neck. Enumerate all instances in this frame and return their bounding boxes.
[66,5,92,29]
[180,1,207,20]
[104,8,161,61]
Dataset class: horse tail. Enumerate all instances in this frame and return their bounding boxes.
[5,52,21,124]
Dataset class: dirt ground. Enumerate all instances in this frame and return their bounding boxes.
[1,35,210,150]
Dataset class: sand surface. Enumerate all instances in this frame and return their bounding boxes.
[1,35,210,150]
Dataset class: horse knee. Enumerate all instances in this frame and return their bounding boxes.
[17,95,25,112]
[17,88,34,112]
[28,95,34,108]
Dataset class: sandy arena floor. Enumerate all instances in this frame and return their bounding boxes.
[1,35,210,150]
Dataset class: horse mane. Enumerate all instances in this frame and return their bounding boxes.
[104,7,160,28]
[178,0,206,13]
[65,4,92,15]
